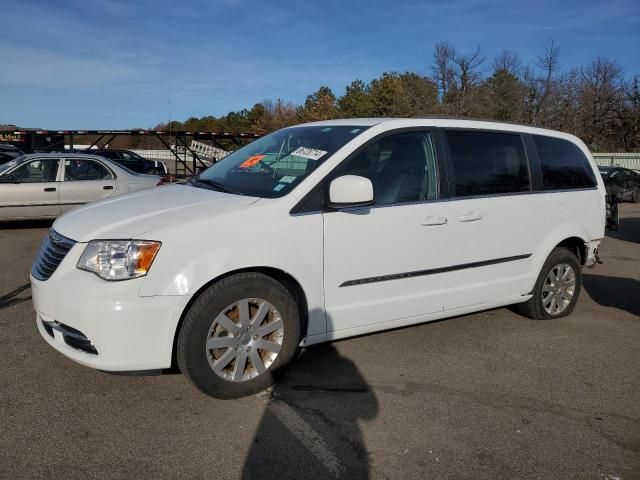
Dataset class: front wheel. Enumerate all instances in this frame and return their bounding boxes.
[516,247,582,320]
[177,273,301,399]
[632,188,640,204]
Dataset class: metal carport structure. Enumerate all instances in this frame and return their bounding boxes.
[3,129,262,177]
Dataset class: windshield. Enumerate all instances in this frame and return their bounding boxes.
[0,155,28,175]
[193,125,369,197]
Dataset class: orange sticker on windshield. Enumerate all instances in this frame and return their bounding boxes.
[240,155,265,168]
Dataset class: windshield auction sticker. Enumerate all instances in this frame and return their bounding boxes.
[240,154,265,168]
[291,147,327,161]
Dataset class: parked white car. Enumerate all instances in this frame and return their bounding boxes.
[30,118,606,398]
[0,153,161,220]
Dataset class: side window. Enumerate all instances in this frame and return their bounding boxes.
[334,131,439,205]
[446,130,530,197]
[11,159,59,183]
[533,135,597,190]
[64,159,113,181]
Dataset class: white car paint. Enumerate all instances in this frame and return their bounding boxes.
[30,118,606,372]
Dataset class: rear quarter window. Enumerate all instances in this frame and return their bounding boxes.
[533,135,597,190]
[446,130,530,197]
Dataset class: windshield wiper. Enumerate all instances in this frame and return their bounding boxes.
[191,177,237,194]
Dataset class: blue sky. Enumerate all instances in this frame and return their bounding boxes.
[1,0,639,129]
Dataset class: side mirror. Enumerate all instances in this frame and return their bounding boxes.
[328,175,374,209]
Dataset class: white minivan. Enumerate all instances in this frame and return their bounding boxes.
[31,118,605,398]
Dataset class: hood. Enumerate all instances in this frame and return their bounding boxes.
[53,184,260,242]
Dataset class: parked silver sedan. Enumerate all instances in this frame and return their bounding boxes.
[0,153,161,221]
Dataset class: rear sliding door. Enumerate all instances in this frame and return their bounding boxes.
[438,129,549,310]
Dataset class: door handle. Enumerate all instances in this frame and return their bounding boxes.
[457,212,483,222]
[103,185,114,190]
[421,216,448,226]
[43,187,56,192]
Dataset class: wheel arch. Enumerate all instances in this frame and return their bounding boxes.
[525,224,590,296]
[170,266,309,371]
[555,236,587,266]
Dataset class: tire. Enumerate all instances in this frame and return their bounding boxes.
[516,247,582,320]
[177,273,301,399]
[632,188,640,204]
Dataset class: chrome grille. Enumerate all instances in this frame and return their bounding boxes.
[31,230,76,281]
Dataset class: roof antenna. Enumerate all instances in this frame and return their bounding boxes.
[168,83,172,154]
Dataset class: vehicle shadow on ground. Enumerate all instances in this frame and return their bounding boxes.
[242,344,378,479]
[0,219,54,230]
[583,274,640,318]
[606,217,640,245]
[0,283,31,311]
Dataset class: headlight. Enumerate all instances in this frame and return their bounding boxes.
[77,240,161,281]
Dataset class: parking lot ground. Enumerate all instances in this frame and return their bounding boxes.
[1,205,639,480]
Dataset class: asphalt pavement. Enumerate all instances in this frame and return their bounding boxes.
[1,205,639,480]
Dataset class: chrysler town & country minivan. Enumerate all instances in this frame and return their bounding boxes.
[30,118,605,398]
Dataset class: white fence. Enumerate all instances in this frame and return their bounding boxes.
[592,153,640,170]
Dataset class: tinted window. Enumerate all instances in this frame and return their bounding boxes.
[446,130,529,197]
[64,159,113,181]
[533,135,597,190]
[335,131,439,205]
[9,159,59,182]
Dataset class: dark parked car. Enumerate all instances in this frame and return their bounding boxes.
[0,144,24,164]
[599,165,640,230]
[92,149,168,175]
[599,165,640,203]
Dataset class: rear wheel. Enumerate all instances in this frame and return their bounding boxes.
[632,188,640,203]
[516,247,582,320]
[177,272,301,399]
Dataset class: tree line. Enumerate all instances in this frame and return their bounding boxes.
[152,40,639,152]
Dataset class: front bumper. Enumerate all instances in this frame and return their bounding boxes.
[31,245,189,371]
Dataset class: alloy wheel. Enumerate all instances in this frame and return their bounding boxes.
[205,298,284,382]
[541,263,576,315]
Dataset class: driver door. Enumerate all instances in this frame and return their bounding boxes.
[322,130,448,334]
